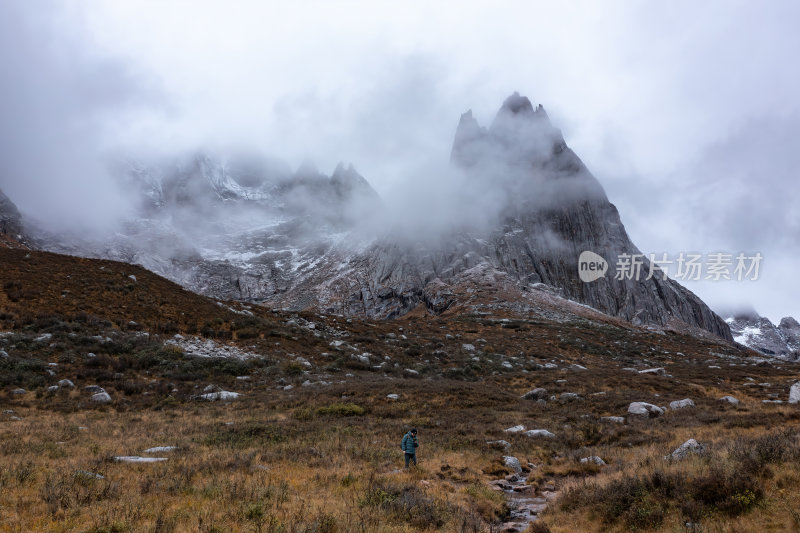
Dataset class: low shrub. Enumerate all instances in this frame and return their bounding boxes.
[317,402,365,417]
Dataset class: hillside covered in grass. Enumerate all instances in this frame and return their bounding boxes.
[1,248,800,532]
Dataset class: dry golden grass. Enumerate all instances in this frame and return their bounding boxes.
[2,248,800,532]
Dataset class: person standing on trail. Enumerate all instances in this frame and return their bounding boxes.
[401,428,419,467]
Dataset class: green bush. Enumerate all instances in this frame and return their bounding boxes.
[317,403,365,417]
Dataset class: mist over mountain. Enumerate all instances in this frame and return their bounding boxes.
[20,93,731,341]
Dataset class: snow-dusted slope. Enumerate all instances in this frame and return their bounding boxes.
[725,312,800,359]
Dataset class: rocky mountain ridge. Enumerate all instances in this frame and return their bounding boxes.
[725,311,800,359]
[18,93,733,340]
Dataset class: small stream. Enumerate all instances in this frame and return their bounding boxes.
[490,472,558,532]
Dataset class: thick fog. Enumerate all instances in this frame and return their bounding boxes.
[0,1,798,322]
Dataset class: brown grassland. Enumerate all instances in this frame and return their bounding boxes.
[1,248,800,532]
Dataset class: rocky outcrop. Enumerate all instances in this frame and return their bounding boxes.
[725,311,800,359]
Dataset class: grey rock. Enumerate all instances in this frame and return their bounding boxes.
[719,395,740,405]
[503,456,523,473]
[84,385,105,394]
[580,456,606,465]
[504,425,526,433]
[638,367,666,376]
[521,387,548,400]
[790,382,800,404]
[0,350,8,359]
[200,391,240,401]
[12,388,26,395]
[47,385,59,392]
[627,402,664,417]
[601,416,625,424]
[58,379,75,388]
[560,392,581,401]
[669,398,695,410]
[487,440,511,450]
[524,429,556,438]
[667,438,705,460]
[91,392,112,403]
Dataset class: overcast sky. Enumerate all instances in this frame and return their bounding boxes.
[1,1,798,322]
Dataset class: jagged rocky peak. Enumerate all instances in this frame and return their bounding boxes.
[0,188,23,236]
[493,91,549,121]
[724,310,800,359]
[451,92,599,205]
[300,93,731,340]
[331,162,380,201]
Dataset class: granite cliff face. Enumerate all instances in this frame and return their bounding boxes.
[291,93,731,340]
[32,94,732,340]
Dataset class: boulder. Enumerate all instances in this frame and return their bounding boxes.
[58,379,75,388]
[521,388,547,400]
[638,368,666,376]
[790,382,800,404]
[524,429,556,438]
[719,395,740,405]
[669,398,695,410]
[504,425,526,433]
[84,385,105,394]
[666,438,705,460]
[503,456,522,473]
[580,456,606,465]
[91,392,112,403]
[200,391,240,401]
[601,416,625,424]
[487,440,511,450]
[627,402,664,417]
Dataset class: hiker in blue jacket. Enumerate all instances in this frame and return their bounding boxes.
[401,428,419,467]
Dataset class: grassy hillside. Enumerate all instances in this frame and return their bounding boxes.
[1,248,800,532]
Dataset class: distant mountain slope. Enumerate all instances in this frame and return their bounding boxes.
[0,247,251,334]
[725,311,800,359]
